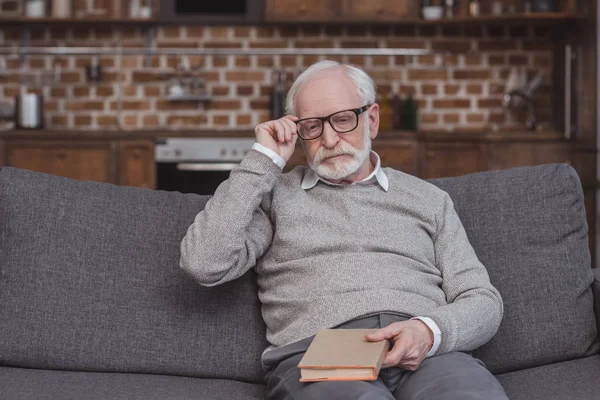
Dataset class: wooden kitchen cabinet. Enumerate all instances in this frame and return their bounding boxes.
[420,142,488,179]
[488,143,571,170]
[373,139,417,175]
[0,136,155,189]
[265,0,418,22]
[118,140,155,189]
[343,0,418,21]
[264,0,341,22]
[7,140,115,183]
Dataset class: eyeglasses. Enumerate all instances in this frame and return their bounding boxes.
[295,104,371,140]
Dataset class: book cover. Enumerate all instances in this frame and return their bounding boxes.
[297,329,390,382]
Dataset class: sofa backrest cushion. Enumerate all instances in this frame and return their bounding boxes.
[429,164,599,374]
[0,167,269,382]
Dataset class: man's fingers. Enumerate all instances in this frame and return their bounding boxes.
[274,119,287,143]
[382,341,407,368]
[365,329,391,342]
[280,118,296,142]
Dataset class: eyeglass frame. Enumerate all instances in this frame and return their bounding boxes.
[294,104,372,140]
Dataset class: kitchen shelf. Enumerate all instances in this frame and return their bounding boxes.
[411,12,586,25]
[165,95,211,102]
[0,12,586,26]
[264,12,587,25]
[0,17,158,25]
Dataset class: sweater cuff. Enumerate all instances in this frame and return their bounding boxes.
[411,317,441,357]
[252,143,286,169]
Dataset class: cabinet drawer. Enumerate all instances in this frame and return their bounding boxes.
[265,0,341,22]
[343,0,417,21]
[8,141,114,183]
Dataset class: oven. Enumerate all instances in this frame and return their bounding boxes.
[155,138,255,195]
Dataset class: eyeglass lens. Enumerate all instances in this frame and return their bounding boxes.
[297,110,357,139]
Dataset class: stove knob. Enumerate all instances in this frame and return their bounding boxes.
[174,149,182,157]
[220,148,227,156]
[232,149,239,156]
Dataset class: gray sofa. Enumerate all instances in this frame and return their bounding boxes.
[0,163,599,400]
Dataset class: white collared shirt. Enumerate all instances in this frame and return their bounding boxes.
[251,142,441,357]
[300,150,389,192]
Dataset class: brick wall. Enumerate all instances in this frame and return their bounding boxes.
[0,24,553,132]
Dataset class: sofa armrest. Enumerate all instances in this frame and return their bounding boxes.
[594,269,600,336]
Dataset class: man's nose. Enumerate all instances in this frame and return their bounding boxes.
[321,121,340,149]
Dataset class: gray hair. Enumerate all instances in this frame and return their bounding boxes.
[285,60,376,115]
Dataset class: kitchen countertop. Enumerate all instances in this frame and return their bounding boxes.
[0,128,574,143]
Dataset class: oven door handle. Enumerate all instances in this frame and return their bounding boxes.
[176,162,240,171]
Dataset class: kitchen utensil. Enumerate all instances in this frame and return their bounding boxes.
[444,0,455,18]
[25,0,46,17]
[532,0,557,12]
[86,63,103,83]
[422,6,443,20]
[15,93,44,129]
[491,1,503,16]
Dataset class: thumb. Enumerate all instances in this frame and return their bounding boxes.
[366,328,392,342]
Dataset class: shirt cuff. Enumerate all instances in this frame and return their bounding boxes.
[252,143,286,170]
[411,317,441,357]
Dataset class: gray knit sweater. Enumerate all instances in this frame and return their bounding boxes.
[180,150,503,357]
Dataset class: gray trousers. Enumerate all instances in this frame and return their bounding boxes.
[263,313,508,400]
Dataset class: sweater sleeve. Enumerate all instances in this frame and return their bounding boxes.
[420,191,504,355]
[179,150,281,287]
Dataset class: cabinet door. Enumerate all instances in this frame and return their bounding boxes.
[343,0,417,21]
[265,0,341,22]
[420,143,488,179]
[489,143,571,171]
[373,139,417,175]
[7,140,115,183]
[118,140,155,189]
[0,139,5,167]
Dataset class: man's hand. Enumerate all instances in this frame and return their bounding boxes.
[254,115,299,162]
[365,319,434,371]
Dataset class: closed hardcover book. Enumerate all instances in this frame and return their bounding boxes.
[297,329,390,382]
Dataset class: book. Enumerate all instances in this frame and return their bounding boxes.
[297,329,390,382]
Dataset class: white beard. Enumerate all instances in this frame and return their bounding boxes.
[309,119,372,181]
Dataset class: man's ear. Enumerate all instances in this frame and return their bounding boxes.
[369,103,380,140]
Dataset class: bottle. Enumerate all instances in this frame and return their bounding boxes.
[52,0,71,17]
[468,0,480,17]
[270,70,286,120]
[401,94,419,132]
[391,92,402,130]
[377,91,391,131]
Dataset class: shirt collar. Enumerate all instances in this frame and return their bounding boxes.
[301,151,389,192]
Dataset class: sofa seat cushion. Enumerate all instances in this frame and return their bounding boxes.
[0,366,266,400]
[496,355,600,400]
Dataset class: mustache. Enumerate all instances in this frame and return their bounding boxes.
[313,142,359,165]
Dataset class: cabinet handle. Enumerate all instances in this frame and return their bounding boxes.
[299,3,307,13]
[56,152,67,160]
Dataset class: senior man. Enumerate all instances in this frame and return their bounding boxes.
[180,60,508,400]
